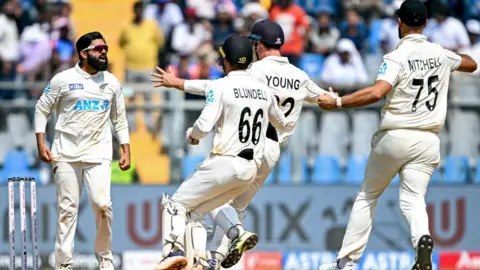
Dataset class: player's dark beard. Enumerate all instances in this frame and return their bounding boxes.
[87,53,108,71]
[398,26,402,39]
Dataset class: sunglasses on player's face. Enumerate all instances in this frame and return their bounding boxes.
[82,44,109,53]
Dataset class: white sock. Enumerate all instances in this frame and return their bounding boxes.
[337,257,352,269]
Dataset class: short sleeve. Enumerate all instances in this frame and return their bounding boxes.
[376,56,402,86]
[444,49,462,71]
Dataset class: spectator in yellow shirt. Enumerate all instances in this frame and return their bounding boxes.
[119,1,165,133]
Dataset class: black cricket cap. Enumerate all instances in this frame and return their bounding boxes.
[219,34,253,69]
[249,19,285,48]
[395,0,427,27]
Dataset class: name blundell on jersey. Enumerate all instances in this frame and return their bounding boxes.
[408,57,441,71]
[265,75,300,90]
[233,88,268,100]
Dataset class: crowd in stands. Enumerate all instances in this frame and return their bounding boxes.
[1,0,480,185]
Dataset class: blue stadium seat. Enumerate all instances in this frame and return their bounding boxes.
[345,155,367,184]
[4,150,30,173]
[475,158,480,184]
[278,154,292,184]
[312,155,341,184]
[430,167,442,183]
[264,166,276,185]
[299,53,325,81]
[444,155,470,183]
[182,155,205,180]
[392,173,400,184]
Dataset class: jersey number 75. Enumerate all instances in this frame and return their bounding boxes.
[411,75,439,112]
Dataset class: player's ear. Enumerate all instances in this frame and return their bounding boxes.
[80,50,88,62]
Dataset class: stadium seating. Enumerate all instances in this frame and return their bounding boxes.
[475,157,480,184]
[392,174,400,184]
[299,53,325,81]
[449,110,480,160]
[318,112,349,160]
[431,167,442,183]
[312,154,341,184]
[345,155,367,184]
[277,153,292,184]
[182,155,205,180]
[444,155,471,183]
[351,111,379,157]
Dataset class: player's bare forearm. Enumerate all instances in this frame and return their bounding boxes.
[35,132,46,147]
[341,81,392,108]
[171,78,185,91]
[341,87,382,108]
[456,53,478,73]
[120,143,130,156]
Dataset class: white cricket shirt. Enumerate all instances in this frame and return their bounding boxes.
[34,64,130,163]
[376,34,462,134]
[188,70,292,167]
[185,56,328,144]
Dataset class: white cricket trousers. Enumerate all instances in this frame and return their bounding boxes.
[338,129,440,262]
[172,154,258,214]
[210,138,280,255]
[53,160,113,269]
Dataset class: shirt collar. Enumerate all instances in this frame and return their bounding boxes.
[396,34,428,49]
[227,70,248,77]
[263,56,289,63]
[75,63,102,79]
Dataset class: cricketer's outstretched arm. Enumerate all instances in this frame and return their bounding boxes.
[304,80,330,104]
[184,80,211,96]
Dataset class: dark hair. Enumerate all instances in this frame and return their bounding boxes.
[76,31,106,63]
[133,1,143,10]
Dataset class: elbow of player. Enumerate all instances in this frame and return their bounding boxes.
[470,61,478,73]
[371,90,384,103]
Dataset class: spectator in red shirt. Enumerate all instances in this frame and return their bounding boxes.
[269,0,309,67]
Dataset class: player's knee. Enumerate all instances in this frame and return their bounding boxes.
[357,189,383,201]
[91,198,112,212]
[162,194,188,216]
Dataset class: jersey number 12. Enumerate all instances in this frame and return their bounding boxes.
[412,75,439,112]
[238,107,263,145]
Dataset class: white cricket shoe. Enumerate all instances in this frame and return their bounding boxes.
[319,261,354,270]
[99,259,114,270]
[59,265,73,270]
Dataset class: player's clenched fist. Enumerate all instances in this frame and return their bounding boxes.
[37,143,53,163]
[185,127,199,145]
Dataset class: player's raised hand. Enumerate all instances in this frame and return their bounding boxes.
[37,143,53,163]
[151,66,183,89]
[317,87,338,111]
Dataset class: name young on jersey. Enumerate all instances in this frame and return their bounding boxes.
[234,88,268,101]
[408,57,441,72]
[265,76,300,90]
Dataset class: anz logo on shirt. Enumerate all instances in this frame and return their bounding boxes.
[378,62,387,75]
[206,89,214,103]
[73,99,109,111]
